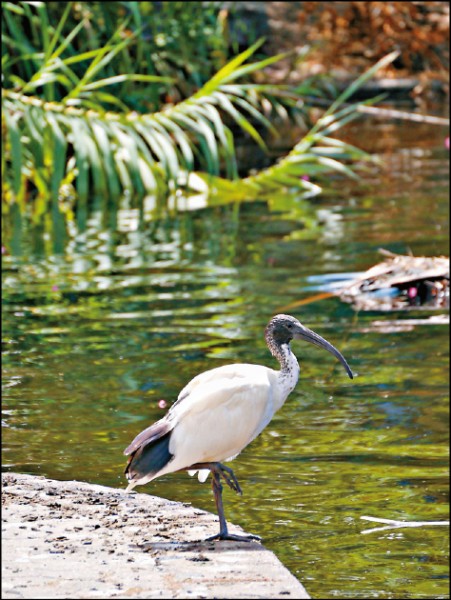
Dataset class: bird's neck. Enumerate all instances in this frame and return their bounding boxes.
[270,341,300,405]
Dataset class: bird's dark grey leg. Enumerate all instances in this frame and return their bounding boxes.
[189,462,261,542]
[209,466,230,539]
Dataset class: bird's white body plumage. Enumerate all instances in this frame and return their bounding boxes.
[128,344,299,488]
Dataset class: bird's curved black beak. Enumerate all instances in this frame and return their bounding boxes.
[294,325,354,379]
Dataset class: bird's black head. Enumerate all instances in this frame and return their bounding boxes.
[265,314,302,346]
[265,313,354,379]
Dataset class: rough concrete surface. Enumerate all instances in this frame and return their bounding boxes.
[2,473,310,599]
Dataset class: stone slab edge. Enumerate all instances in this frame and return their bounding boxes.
[2,472,310,599]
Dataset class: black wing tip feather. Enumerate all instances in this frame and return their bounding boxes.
[125,430,174,482]
[123,419,172,456]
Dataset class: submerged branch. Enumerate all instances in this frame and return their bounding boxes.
[306,96,449,125]
[357,105,449,125]
[360,515,450,535]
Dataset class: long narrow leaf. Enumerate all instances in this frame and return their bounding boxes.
[191,103,236,177]
[219,52,289,85]
[212,91,267,150]
[311,51,400,133]
[135,121,177,179]
[90,120,122,201]
[43,2,73,61]
[110,122,144,197]
[4,109,23,195]
[45,111,67,200]
[82,73,174,91]
[67,115,89,207]
[200,38,265,94]
[153,114,194,171]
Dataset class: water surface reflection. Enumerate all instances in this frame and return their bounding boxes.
[2,116,449,599]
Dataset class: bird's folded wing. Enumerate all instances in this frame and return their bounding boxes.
[168,374,277,466]
[175,363,275,405]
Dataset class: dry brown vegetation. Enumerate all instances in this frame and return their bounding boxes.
[266,1,449,93]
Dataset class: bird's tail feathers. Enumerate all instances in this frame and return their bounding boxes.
[125,481,137,493]
[125,430,174,485]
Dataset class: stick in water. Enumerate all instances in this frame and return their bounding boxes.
[360,515,450,535]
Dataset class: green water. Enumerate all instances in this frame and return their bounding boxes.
[2,115,449,599]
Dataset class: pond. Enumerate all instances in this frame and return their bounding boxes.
[2,109,449,599]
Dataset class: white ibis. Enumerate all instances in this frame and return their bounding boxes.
[124,314,353,542]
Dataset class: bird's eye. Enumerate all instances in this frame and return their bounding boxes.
[286,323,293,329]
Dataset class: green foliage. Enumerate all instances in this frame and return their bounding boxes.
[2,1,232,111]
[2,1,397,244]
[198,52,398,202]
[2,40,302,224]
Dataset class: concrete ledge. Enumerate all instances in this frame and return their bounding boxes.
[2,472,310,599]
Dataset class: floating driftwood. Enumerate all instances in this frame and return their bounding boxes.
[339,250,449,311]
